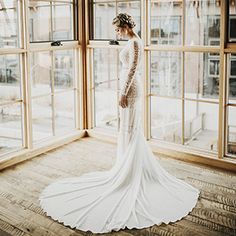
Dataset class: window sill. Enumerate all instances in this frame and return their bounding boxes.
[0,130,87,171]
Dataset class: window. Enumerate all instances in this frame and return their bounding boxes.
[150,1,182,45]
[185,100,218,152]
[150,51,181,97]
[87,0,236,161]
[30,49,77,142]
[227,106,236,156]
[92,2,116,40]
[228,54,236,99]
[229,3,236,42]
[90,0,141,40]
[185,0,220,46]
[0,103,23,155]
[28,0,76,42]
[0,0,21,48]
[0,0,80,158]
[151,97,182,144]
[0,0,23,155]
[227,53,236,157]
[93,48,119,131]
[0,54,23,154]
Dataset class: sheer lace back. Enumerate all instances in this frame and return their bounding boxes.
[119,37,143,105]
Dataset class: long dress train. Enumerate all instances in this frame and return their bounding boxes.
[39,37,200,234]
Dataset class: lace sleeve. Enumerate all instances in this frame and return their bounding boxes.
[121,40,140,96]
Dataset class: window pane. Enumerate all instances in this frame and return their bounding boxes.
[151,96,182,144]
[95,80,117,130]
[94,49,118,130]
[185,0,220,46]
[0,103,23,155]
[54,91,75,135]
[54,50,74,91]
[93,0,114,2]
[228,53,236,103]
[229,3,236,42]
[227,106,236,156]
[32,96,53,142]
[0,0,20,48]
[150,1,182,45]
[30,51,52,97]
[185,100,218,152]
[0,54,21,104]
[93,2,116,40]
[94,48,119,84]
[185,52,220,100]
[29,1,51,42]
[117,1,141,38]
[92,1,141,40]
[150,51,181,97]
[52,2,74,40]
[29,1,74,42]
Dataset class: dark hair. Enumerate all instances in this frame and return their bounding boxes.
[112,13,136,28]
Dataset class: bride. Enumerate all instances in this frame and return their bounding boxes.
[39,13,200,234]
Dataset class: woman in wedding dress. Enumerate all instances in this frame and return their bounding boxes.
[39,13,200,234]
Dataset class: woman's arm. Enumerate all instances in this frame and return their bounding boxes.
[120,39,140,96]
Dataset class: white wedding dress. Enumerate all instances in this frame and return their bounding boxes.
[39,37,200,234]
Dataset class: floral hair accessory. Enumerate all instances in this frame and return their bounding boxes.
[112,13,136,28]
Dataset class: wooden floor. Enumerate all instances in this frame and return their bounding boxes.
[0,136,235,236]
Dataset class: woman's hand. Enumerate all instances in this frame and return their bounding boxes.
[119,94,128,108]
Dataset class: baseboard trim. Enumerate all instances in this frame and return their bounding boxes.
[87,128,236,173]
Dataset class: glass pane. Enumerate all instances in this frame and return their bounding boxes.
[185,52,220,100]
[150,51,181,97]
[184,100,218,152]
[95,80,117,130]
[185,0,220,46]
[94,49,118,130]
[54,91,75,135]
[52,2,74,40]
[228,53,236,104]
[93,0,114,2]
[29,1,51,42]
[227,106,236,156]
[0,54,21,104]
[117,1,141,38]
[30,51,52,97]
[151,96,182,144]
[94,48,119,84]
[0,102,23,155]
[54,50,74,91]
[29,1,74,42]
[32,96,53,142]
[93,2,116,40]
[0,0,20,48]
[229,3,236,42]
[150,0,182,45]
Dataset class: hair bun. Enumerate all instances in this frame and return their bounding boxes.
[112,13,136,28]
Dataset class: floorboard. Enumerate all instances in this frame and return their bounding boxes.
[0,136,235,236]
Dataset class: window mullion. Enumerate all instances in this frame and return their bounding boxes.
[218,0,228,159]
